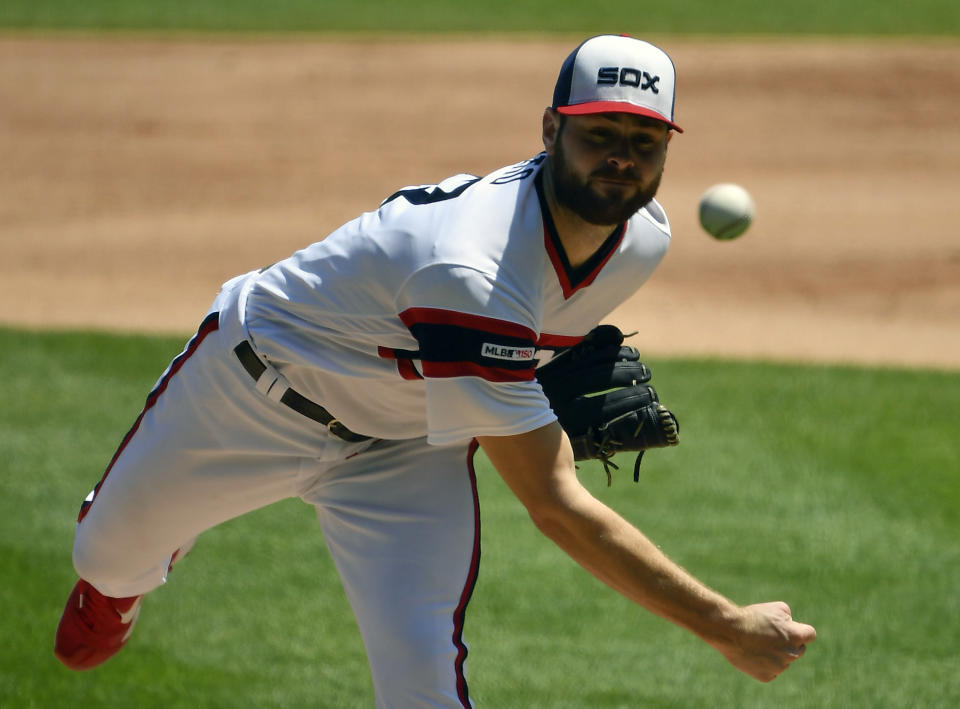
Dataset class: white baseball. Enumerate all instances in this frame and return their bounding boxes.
[698,183,755,240]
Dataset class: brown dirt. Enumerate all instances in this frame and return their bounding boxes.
[2,35,959,370]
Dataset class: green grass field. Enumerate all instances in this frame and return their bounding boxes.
[1,327,958,707]
[2,1,959,705]
[2,0,958,36]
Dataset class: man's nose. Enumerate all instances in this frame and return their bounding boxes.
[606,139,635,170]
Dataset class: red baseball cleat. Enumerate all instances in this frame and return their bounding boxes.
[54,579,143,671]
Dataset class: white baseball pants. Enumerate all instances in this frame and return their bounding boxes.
[71,283,481,708]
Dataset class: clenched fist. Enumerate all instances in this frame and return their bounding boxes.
[711,602,817,682]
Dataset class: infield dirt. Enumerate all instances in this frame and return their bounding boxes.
[2,36,958,369]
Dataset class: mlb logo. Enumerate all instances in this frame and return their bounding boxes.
[482,343,535,362]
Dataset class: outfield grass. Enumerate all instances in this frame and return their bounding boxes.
[2,0,958,36]
[1,327,958,707]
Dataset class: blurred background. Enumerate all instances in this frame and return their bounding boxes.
[1,2,958,707]
[1,5,958,368]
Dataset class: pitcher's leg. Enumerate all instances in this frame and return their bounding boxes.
[306,438,481,709]
[71,312,361,598]
[57,312,367,671]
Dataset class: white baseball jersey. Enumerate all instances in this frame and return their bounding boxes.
[238,153,671,444]
[69,152,672,708]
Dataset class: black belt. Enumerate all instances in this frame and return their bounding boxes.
[233,341,371,443]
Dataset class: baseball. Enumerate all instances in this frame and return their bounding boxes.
[698,183,755,240]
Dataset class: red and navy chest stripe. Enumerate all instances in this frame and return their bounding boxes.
[392,308,538,382]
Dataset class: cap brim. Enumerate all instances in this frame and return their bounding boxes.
[556,101,683,133]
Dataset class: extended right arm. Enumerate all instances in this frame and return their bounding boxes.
[477,422,816,682]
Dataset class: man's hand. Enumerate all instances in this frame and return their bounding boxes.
[709,602,817,682]
[478,424,816,684]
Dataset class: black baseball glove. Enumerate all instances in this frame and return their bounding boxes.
[535,324,680,484]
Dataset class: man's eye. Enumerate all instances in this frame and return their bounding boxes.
[587,130,613,143]
[633,136,659,152]
[587,132,613,145]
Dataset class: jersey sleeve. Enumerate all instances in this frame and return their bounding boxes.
[396,264,557,446]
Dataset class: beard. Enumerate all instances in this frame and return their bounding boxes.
[548,138,664,226]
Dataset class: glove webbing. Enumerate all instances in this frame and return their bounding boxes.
[592,403,680,485]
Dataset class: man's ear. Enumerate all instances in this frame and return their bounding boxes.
[542,108,560,154]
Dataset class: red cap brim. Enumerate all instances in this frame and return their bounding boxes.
[556,101,683,133]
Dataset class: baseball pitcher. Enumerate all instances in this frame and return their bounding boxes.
[54,35,815,707]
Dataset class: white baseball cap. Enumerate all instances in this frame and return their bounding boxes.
[552,34,683,133]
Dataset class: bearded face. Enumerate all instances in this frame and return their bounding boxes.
[546,114,669,226]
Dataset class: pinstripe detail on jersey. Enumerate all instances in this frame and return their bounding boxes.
[395,358,423,380]
[537,332,585,349]
[398,308,538,382]
[542,218,626,299]
[535,170,627,299]
[377,346,424,380]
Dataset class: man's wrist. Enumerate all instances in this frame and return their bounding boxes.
[695,601,747,649]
